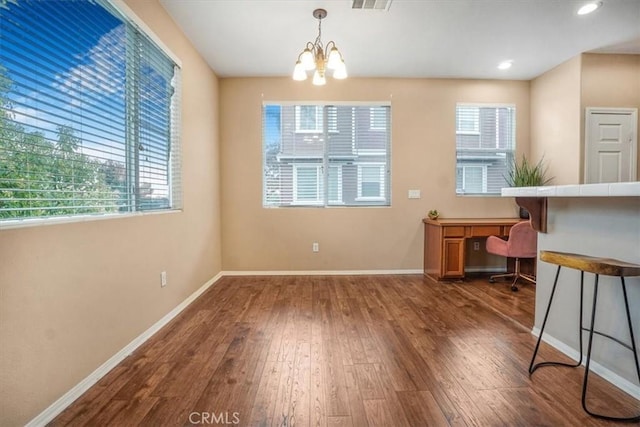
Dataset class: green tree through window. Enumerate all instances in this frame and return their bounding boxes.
[0,0,180,223]
[0,68,120,218]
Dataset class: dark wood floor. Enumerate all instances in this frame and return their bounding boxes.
[52,274,639,426]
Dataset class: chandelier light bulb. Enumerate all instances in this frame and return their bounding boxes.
[577,1,602,15]
[301,48,315,70]
[293,61,307,81]
[312,70,326,86]
[333,62,347,79]
[327,46,342,70]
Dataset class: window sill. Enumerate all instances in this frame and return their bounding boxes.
[291,201,323,206]
[455,192,501,197]
[294,130,339,134]
[0,209,182,231]
[355,196,386,202]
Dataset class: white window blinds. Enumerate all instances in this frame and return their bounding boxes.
[0,0,181,223]
[455,104,515,195]
[263,103,391,207]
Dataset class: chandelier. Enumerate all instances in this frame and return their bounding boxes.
[292,9,347,85]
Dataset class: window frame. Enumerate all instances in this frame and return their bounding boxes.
[262,102,392,208]
[0,0,182,230]
[455,103,516,197]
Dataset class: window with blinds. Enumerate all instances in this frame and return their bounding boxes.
[0,0,181,224]
[263,103,391,207]
[455,104,515,195]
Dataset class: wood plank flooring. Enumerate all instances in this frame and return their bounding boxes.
[51,275,639,426]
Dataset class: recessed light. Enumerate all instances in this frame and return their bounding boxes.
[577,1,602,15]
[498,60,513,70]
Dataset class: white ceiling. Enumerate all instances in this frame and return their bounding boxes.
[159,0,640,81]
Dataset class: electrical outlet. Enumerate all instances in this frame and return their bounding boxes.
[312,242,319,252]
[161,271,167,287]
[473,242,480,251]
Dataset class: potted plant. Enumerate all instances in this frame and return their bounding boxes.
[428,209,440,220]
[506,155,552,218]
[506,154,552,188]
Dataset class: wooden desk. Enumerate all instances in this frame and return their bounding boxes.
[423,217,521,280]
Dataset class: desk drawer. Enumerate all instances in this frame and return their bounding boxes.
[443,226,465,237]
[471,225,502,237]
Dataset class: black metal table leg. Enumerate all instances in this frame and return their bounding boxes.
[581,275,640,423]
[529,267,584,375]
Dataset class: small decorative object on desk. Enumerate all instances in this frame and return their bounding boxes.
[428,209,439,220]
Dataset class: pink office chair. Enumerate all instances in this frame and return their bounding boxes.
[486,220,537,291]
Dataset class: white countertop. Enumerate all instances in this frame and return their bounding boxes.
[501,181,640,197]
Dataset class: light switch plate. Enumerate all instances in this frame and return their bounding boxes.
[408,189,421,199]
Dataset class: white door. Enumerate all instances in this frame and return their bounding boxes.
[585,108,637,184]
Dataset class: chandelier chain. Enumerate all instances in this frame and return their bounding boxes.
[315,14,323,49]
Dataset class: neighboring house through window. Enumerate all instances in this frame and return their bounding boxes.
[455,104,515,195]
[357,164,386,201]
[457,164,488,194]
[293,164,323,204]
[328,166,343,204]
[456,106,480,134]
[369,107,387,131]
[263,103,391,207]
[295,105,339,133]
[295,105,323,132]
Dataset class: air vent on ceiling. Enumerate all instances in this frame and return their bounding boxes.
[352,0,393,11]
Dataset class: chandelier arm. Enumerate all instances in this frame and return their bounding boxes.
[306,41,316,54]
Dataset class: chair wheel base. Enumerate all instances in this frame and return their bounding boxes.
[511,285,519,292]
[489,278,495,283]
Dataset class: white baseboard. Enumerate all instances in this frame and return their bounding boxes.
[531,327,640,401]
[221,269,423,276]
[26,272,224,427]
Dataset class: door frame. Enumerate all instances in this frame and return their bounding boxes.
[584,107,638,183]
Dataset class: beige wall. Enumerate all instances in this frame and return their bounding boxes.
[581,53,640,180]
[530,53,640,184]
[0,1,221,425]
[220,78,530,271]
[530,55,582,185]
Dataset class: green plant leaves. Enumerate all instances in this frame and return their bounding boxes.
[506,155,552,187]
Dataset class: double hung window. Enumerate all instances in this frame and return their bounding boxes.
[0,0,181,224]
[263,103,391,207]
